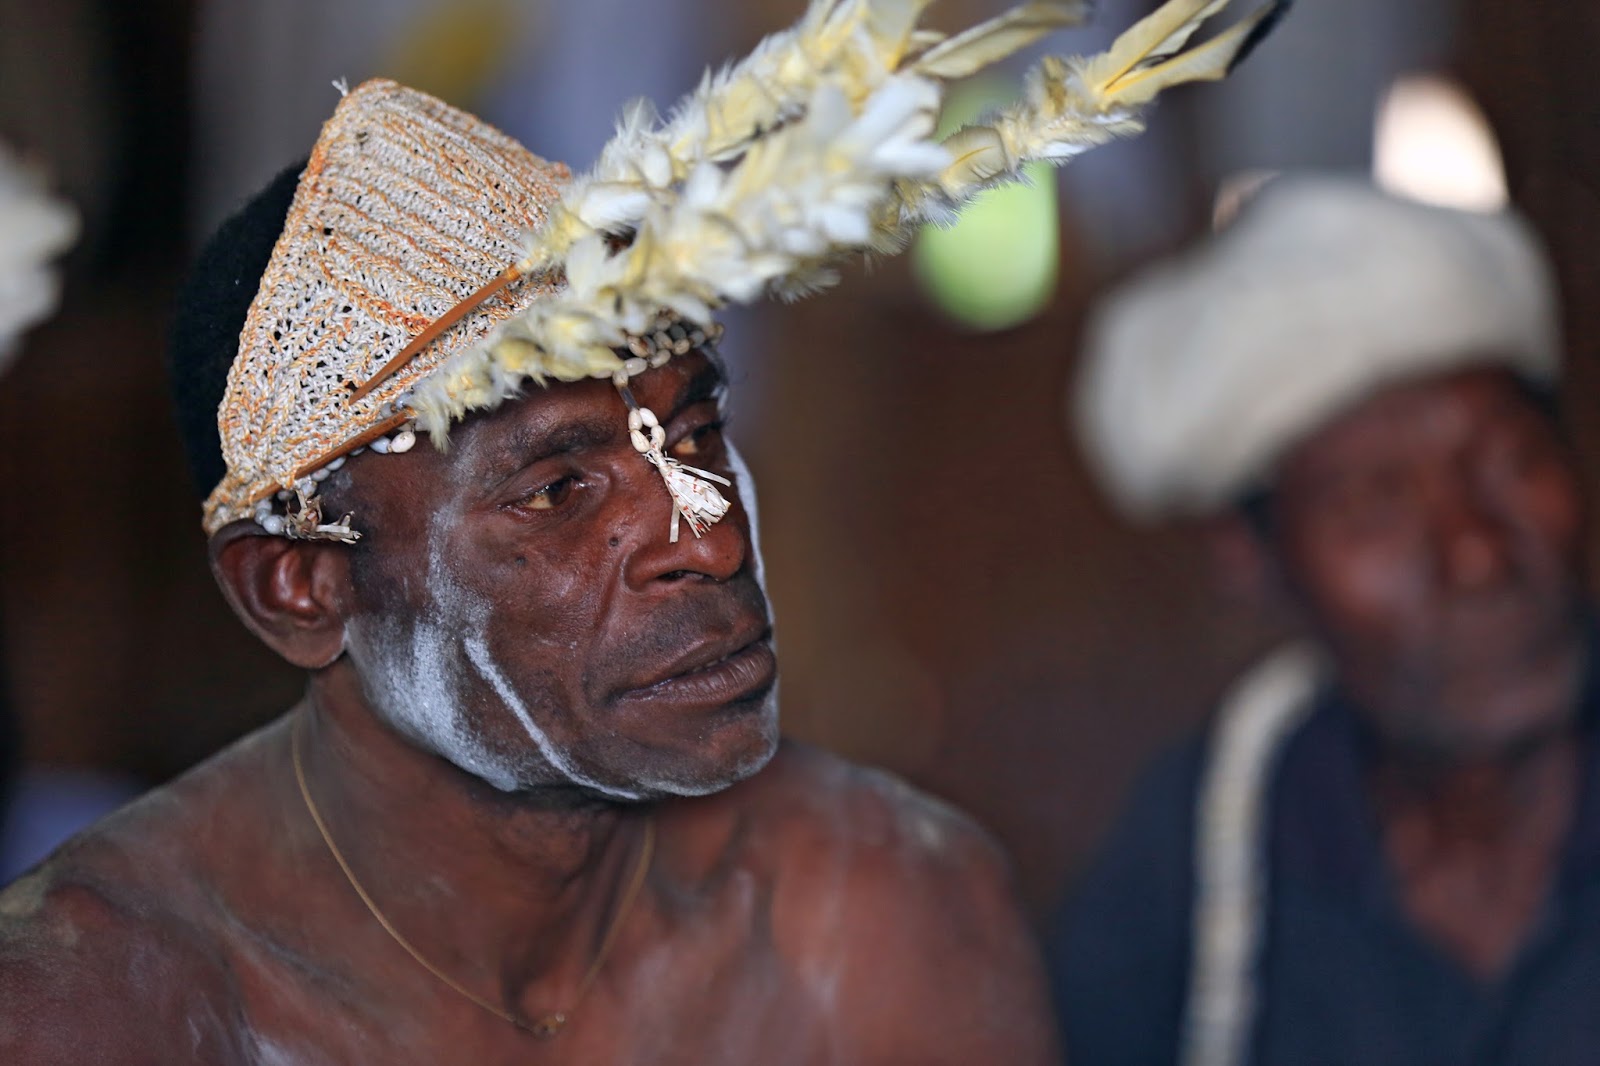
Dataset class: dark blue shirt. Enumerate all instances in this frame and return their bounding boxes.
[1048,689,1600,1065]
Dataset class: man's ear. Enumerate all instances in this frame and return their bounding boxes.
[1203,512,1279,611]
[208,521,353,669]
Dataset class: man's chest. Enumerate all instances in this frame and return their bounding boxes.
[214,898,844,1065]
[223,962,835,1065]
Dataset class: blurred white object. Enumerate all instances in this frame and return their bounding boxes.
[1374,74,1508,212]
[0,143,77,372]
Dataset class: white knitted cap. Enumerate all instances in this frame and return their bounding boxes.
[1075,176,1561,520]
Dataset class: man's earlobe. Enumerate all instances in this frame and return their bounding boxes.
[1204,513,1278,610]
[209,522,351,669]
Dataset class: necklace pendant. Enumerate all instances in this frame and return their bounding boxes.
[530,1012,567,1039]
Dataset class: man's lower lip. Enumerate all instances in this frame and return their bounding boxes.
[619,639,777,708]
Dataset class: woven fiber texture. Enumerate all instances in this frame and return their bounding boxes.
[202,78,568,534]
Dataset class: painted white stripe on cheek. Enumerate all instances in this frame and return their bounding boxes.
[462,634,643,802]
[727,441,766,595]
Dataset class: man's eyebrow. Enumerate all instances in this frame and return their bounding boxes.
[489,414,616,477]
[666,362,729,416]
[483,363,725,477]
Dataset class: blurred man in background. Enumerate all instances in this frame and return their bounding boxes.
[1054,177,1600,1065]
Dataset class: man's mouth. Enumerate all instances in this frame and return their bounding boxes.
[617,627,777,709]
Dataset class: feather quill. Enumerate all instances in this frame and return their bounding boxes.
[1082,0,1230,90]
[910,0,1091,80]
[1088,0,1289,107]
[893,0,1291,231]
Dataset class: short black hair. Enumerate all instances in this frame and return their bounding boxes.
[167,162,305,498]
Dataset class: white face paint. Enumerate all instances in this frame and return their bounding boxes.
[342,435,778,799]
[343,513,535,794]
[726,441,767,596]
[461,633,643,801]
[344,607,522,793]
[726,438,781,719]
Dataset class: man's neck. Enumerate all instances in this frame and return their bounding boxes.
[293,664,653,1009]
[1370,727,1583,977]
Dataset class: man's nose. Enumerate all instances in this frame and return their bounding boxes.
[1434,480,1513,591]
[623,468,748,588]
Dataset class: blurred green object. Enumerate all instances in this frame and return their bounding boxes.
[912,77,1060,332]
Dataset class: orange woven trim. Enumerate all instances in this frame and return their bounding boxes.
[349,261,528,403]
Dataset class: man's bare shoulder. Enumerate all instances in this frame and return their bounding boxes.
[688,741,1057,1061]
[716,740,1006,875]
[0,721,289,1062]
[666,739,1025,955]
[723,740,1021,937]
[0,862,245,1061]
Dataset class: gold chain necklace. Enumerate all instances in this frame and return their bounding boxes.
[291,714,655,1039]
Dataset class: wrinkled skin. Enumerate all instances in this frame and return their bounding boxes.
[0,354,1057,1064]
[1250,365,1590,977]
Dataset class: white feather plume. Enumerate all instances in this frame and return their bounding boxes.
[410,0,1289,432]
[521,0,1088,276]
[413,73,948,433]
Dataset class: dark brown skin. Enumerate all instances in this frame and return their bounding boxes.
[1239,366,1589,978]
[0,353,1057,1063]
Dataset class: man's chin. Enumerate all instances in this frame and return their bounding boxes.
[1378,689,1581,765]
[604,693,782,800]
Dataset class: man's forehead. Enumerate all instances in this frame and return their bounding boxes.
[1280,365,1544,482]
[455,351,727,460]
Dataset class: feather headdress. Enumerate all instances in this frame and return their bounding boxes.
[204,0,1288,540]
[398,0,1288,434]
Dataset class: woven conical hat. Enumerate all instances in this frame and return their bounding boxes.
[203,78,568,534]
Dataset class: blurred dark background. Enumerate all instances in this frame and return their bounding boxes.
[1,0,1595,910]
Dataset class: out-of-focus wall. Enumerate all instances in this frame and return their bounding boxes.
[0,0,290,788]
[1461,0,1600,470]
[742,253,1284,904]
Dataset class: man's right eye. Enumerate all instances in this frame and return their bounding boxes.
[514,476,577,512]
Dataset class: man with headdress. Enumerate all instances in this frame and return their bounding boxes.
[0,0,1281,1059]
[0,89,1056,1066]
[1054,177,1600,1065]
